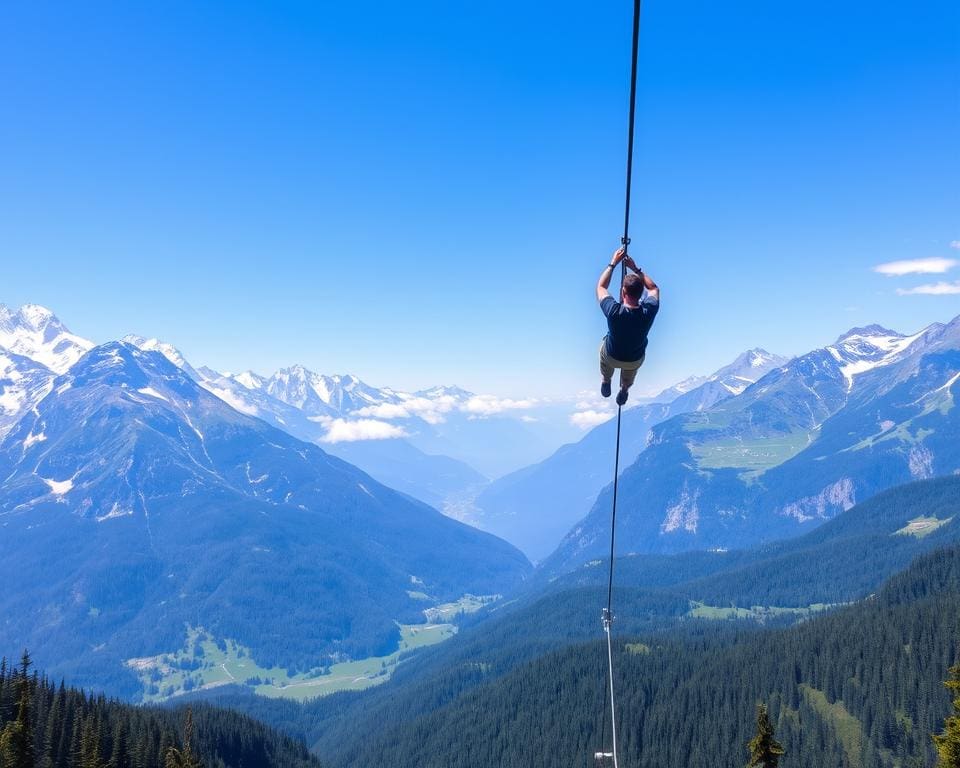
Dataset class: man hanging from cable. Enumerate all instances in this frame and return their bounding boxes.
[596,246,660,406]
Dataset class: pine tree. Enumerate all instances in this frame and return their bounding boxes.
[747,703,785,768]
[108,718,128,768]
[933,663,960,768]
[0,651,36,768]
[163,710,202,768]
[79,711,105,768]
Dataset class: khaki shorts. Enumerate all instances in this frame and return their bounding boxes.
[599,339,645,388]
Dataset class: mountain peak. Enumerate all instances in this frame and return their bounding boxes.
[16,304,58,330]
[720,348,788,373]
[414,385,474,400]
[121,334,200,380]
[654,348,787,403]
[826,324,930,392]
[231,370,267,390]
[0,303,93,373]
[835,324,903,344]
[0,303,59,332]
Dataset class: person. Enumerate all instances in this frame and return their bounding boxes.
[596,247,659,406]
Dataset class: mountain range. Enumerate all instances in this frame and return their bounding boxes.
[203,474,960,767]
[469,348,788,560]
[0,340,528,694]
[3,301,960,702]
[0,304,575,512]
[543,316,960,572]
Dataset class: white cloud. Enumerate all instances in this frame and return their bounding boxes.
[320,418,408,443]
[353,403,414,420]
[570,410,614,430]
[460,395,536,416]
[897,281,960,296]
[355,395,458,425]
[950,241,960,250]
[874,257,958,276]
[352,392,536,423]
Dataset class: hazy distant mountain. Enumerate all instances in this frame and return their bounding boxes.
[470,349,787,560]
[543,316,960,573]
[0,342,530,695]
[0,303,93,373]
[263,366,396,417]
[327,438,488,511]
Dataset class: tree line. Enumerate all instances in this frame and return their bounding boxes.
[0,653,321,768]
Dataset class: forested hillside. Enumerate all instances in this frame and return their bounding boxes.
[0,654,321,767]
[319,546,960,767]
[197,479,960,767]
[543,474,960,607]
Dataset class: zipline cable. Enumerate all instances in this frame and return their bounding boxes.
[599,1,642,766]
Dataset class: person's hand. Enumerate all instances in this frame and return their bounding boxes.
[611,247,627,265]
[623,256,640,272]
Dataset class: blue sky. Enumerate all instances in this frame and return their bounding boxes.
[1,0,958,397]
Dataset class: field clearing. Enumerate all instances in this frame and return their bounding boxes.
[688,601,835,622]
[894,515,954,538]
[800,684,864,767]
[128,594,494,702]
[690,431,814,471]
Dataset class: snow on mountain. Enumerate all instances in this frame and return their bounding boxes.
[653,374,710,402]
[414,385,475,401]
[0,349,56,438]
[121,334,203,381]
[0,304,93,373]
[265,365,399,417]
[826,326,927,391]
[651,349,787,404]
[709,348,790,396]
[231,370,268,391]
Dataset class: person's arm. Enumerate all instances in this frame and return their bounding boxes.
[624,256,660,302]
[596,247,627,303]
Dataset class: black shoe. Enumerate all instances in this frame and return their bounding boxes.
[616,389,629,406]
[601,381,612,398]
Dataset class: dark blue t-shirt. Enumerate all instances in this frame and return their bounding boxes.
[600,295,659,361]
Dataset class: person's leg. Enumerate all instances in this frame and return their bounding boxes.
[599,340,614,397]
[616,355,645,405]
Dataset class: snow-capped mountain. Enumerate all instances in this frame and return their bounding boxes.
[826,325,928,392]
[0,304,93,374]
[652,349,787,404]
[652,373,710,402]
[542,315,960,573]
[230,370,268,391]
[0,341,529,695]
[121,334,203,381]
[263,366,399,417]
[414,385,475,401]
[709,348,790,395]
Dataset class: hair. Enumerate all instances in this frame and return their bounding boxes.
[622,273,644,301]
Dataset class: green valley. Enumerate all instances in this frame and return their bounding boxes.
[128,596,493,702]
